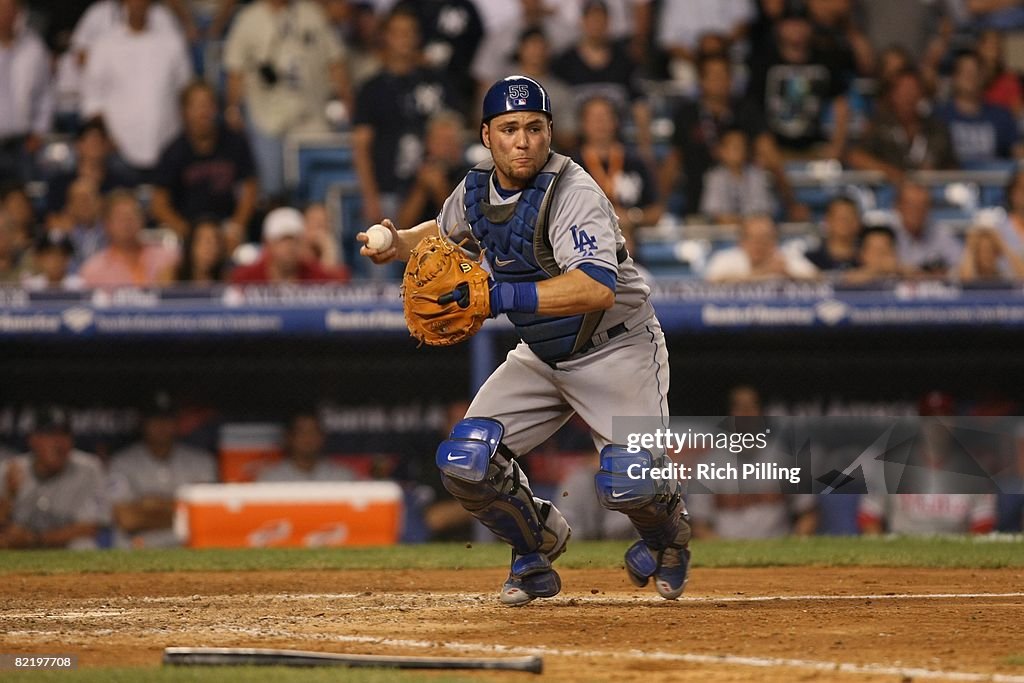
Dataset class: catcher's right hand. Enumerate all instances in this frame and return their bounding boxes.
[356,218,400,264]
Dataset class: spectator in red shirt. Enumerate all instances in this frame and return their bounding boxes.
[230,207,348,283]
[977,28,1023,118]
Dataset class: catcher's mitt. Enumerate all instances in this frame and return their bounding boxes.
[402,234,491,346]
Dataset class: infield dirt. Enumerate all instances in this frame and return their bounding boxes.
[2,567,1022,682]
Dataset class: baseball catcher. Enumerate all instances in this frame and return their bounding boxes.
[358,76,690,605]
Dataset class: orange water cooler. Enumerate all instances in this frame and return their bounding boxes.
[174,482,404,547]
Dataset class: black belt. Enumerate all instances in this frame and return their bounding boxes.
[576,248,629,353]
[566,250,630,358]
[544,248,631,367]
[578,321,628,354]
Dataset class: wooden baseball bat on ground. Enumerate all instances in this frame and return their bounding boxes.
[162,647,543,674]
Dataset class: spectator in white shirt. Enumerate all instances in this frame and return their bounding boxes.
[80,0,192,183]
[700,127,776,224]
[470,0,577,91]
[62,0,186,121]
[658,0,754,70]
[704,214,819,283]
[0,0,53,182]
[71,0,183,63]
[223,0,350,198]
[257,413,356,483]
[890,182,963,277]
[586,0,652,60]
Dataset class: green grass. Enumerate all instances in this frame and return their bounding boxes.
[0,536,1022,575]
[1007,655,1024,666]
[1,667,478,683]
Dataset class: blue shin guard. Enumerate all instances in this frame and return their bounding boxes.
[595,445,691,599]
[437,418,568,604]
[436,418,544,554]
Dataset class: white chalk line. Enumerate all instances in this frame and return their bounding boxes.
[4,621,1023,683]
[4,591,1023,681]
[2,590,1022,619]
[274,590,1024,604]
[320,634,1024,683]
[97,589,1024,605]
[137,592,364,603]
[681,591,1024,604]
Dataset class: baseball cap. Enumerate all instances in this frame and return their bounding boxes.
[30,405,73,434]
[262,207,305,242]
[481,76,552,124]
[33,230,75,255]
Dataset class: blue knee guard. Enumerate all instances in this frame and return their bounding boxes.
[437,418,547,555]
[436,417,500,483]
[594,446,662,511]
[594,444,684,550]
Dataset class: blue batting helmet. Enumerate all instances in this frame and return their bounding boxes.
[481,76,552,124]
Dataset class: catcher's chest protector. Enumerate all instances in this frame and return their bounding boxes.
[463,153,602,364]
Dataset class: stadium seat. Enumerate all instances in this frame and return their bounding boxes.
[323,181,359,268]
[306,166,358,204]
[959,160,1017,207]
[283,133,355,202]
[636,240,706,275]
[201,40,228,95]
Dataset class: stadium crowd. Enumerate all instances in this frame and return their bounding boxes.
[5,0,1024,285]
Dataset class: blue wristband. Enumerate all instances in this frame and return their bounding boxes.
[490,281,538,316]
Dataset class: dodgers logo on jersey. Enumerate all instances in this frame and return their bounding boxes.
[570,225,598,257]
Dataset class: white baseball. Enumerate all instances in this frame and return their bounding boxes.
[366,224,393,250]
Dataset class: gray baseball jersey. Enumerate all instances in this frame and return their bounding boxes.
[859,493,996,534]
[1,451,111,549]
[256,458,357,482]
[685,446,816,539]
[107,441,217,548]
[437,155,670,457]
[439,156,653,337]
